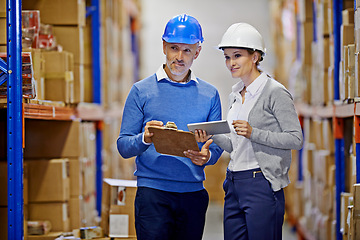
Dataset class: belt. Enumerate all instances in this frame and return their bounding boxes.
[226,168,263,180]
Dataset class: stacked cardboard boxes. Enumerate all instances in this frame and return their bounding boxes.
[276,0,360,239]
[340,9,355,101]
[2,0,142,238]
[24,119,97,234]
[27,159,70,232]
[23,0,86,103]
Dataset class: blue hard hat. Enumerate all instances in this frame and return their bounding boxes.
[162,14,204,44]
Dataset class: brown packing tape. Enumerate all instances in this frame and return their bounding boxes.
[45,71,74,82]
[65,71,74,82]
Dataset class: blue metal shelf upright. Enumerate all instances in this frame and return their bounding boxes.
[87,0,103,217]
[5,0,23,239]
[332,0,343,240]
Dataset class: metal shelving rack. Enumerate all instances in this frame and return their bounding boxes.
[6,0,23,239]
[291,1,349,239]
[5,0,103,239]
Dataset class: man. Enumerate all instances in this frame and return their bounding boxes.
[117,14,223,240]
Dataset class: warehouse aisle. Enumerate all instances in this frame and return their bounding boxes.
[203,202,297,240]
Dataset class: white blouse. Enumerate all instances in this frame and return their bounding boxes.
[227,73,267,171]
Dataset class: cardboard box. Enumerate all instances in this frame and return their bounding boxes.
[0,0,5,16]
[0,44,6,52]
[43,51,74,103]
[53,26,84,65]
[69,158,82,197]
[28,202,70,232]
[84,24,92,65]
[82,191,97,226]
[356,52,360,97]
[343,8,355,25]
[341,24,355,60]
[24,119,81,159]
[298,0,313,22]
[301,22,313,66]
[315,2,329,38]
[22,0,86,26]
[344,0,355,9]
[353,184,360,239]
[348,44,356,99]
[101,178,137,238]
[356,20,360,53]
[69,196,82,230]
[322,37,330,69]
[0,17,5,44]
[82,157,96,197]
[73,63,85,103]
[43,49,72,77]
[83,64,93,103]
[0,207,7,239]
[26,159,69,203]
[341,192,353,236]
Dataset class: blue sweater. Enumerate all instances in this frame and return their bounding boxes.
[117,74,223,193]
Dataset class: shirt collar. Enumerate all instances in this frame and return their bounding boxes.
[231,72,268,96]
[155,64,199,84]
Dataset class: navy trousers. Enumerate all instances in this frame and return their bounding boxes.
[134,187,209,240]
[223,169,285,240]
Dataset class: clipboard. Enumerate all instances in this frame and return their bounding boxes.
[148,126,199,157]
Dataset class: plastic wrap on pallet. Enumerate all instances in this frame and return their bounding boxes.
[0,52,36,98]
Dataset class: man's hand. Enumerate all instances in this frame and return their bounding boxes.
[144,120,164,143]
[193,129,212,143]
[232,120,252,139]
[183,139,213,166]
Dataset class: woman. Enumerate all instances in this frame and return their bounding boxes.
[195,23,303,240]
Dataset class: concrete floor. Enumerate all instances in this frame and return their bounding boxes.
[203,202,297,240]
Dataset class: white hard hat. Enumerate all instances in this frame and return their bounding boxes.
[218,23,266,56]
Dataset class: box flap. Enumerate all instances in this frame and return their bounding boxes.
[104,178,137,187]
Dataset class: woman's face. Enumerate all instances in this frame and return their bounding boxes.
[223,48,255,79]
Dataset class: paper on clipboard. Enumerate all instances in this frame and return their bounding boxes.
[187,120,230,135]
[148,126,199,157]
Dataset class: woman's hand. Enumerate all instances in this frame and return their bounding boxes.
[144,120,164,143]
[183,139,213,166]
[194,129,212,143]
[233,120,252,138]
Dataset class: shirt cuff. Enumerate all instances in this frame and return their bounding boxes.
[142,132,152,146]
[206,152,212,164]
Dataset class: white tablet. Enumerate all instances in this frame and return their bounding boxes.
[187,120,230,135]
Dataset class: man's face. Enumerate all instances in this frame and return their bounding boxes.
[163,41,201,82]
